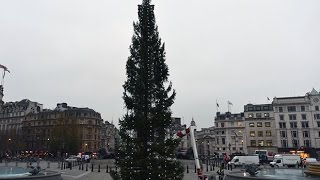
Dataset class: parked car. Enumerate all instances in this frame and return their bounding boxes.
[65,155,79,162]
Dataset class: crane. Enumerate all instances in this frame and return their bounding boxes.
[176,125,206,179]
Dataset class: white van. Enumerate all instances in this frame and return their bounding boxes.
[228,155,260,166]
[270,154,300,168]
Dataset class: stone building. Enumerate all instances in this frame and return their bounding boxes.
[243,103,277,155]
[0,85,43,155]
[101,121,119,153]
[273,88,320,158]
[214,112,246,156]
[22,103,103,155]
[196,126,215,158]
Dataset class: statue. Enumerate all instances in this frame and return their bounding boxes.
[245,164,260,176]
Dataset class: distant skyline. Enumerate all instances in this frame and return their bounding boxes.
[1,0,320,129]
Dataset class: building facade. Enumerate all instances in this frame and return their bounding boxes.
[22,103,103,156]
[214,112,246,156]
[273,88,320,157]
[243,103,277,155]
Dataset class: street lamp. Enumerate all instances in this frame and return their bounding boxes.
[231,131,238,153]
[47,138,50,152]
[8,138,12,156]
[241,139,244,154]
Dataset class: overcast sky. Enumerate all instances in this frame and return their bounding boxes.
[0,0,320,129]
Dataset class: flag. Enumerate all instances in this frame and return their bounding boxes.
[228,101,233,106]
[267,97,270,101]
[216,102,219,107]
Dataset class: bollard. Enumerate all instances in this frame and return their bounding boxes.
[61,162,63,170]
[98,164,100,172]
[79,163,81,170]
[91,164,93,172]
[206,163,209,172]
[26,162,29,168]
[47,161,50,168]
[16,161,18,167]
[194,165,196,173]
[86,164,88,171]
[106,165,109,173]
[70,162,72,170]
[58,162,60,168]
[82,163,84,171]
[64,162,66,169]
[186,165,189,173]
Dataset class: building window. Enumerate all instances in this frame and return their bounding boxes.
[215,123,218,127]
[314,114,320,120]
[256,113,262,118]
[221,131,225,135]
[216,138,219,144]
[266,140,273,146]
[288,106,296,112]
[290,122,297,128]
[250,131,255,137]
[279,115,284,120]
[301,114,307,120]
[301,106,305,111]
[250,140,256,147]
[317,122,320,127]
[291,131,298,138]
[303,131,310,138]
[280,131,287,138]
[257,122,262,127]
[258,140,264,146]
[316,106,319,111]
[258,131,263,137]
[265,122,271,127]
[304,140,311,147]
[279,122,286,129]
[264,113,270,117]
[222,138,225,145]
[249,123,254,127]
[221,123,224,128]
[292,139,299,148]
[301,122,309,128]
[279,107,283,112]
[248,113,253,118]
[281,140,288,148]
[266,131,272,137]
[289,114,297,120]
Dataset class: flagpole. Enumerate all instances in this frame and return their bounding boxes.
[216,99,219,112]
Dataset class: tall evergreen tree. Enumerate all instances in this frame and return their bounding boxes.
[117,0,184,179]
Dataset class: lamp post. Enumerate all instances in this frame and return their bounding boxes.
[8,138,11,156]
[231,131,238,153]
[241,139,244,153]
[228,143,231,155]
[47,138,50,152]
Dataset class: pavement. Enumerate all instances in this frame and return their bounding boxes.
[0,160,225,180]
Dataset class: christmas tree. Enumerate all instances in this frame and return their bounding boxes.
[117,0,184,179]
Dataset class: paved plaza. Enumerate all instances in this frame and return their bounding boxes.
[0,160,221,180]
